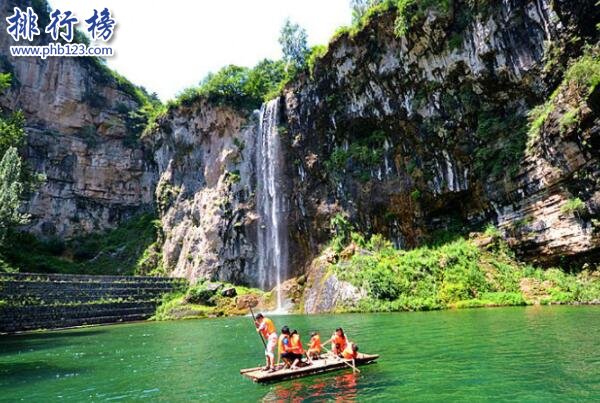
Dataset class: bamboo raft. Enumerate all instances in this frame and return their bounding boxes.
[240,353,379,383]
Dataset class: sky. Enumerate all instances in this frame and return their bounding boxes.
[48,0,352,101]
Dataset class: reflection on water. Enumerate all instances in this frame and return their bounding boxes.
[263,372,359,402]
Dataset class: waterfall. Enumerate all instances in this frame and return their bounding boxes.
[256,98,288,311]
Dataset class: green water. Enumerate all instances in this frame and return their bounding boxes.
[1,306,598,401]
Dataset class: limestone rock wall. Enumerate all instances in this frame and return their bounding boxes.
[280,0,600,274]
[149,101,259,284]
[0,0,157,238]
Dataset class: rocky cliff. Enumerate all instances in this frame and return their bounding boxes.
[0,0,157,238]
[281,0,600,284]
[149,101,259,284]
[2,0,599,296]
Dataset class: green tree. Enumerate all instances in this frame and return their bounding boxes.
[0,147,28,243]
[0,73,25,156]
[350,0,383,24]
[278,19,309,69]
[246,59,286,102]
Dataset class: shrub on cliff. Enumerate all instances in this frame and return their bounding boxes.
[330,229,600,312]
[2,214,160,275]
[166,59,288,113]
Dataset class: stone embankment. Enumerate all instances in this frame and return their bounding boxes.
[0,273,188,334]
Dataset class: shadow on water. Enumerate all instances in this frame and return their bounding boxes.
[0,329,108,356]
[0,361,85,387]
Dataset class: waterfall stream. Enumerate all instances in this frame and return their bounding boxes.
[256,98,288,311]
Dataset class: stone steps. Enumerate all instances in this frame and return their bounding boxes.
[0,273,188,334]
[0,313,153,333]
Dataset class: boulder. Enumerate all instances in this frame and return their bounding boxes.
[236,294,259,309]
[185,282,224,305]
[221,287,237,298]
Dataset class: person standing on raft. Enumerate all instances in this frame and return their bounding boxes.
[254,313,277,372]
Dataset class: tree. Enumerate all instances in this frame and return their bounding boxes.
[350,0,383,24]
[0,147,28,244]
[0,73,25,156]
[246,59,286,102]
[278,19,309,69]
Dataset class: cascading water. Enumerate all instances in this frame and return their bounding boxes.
[256,98,288,311]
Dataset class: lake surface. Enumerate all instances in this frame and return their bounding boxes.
[0,306,598,401]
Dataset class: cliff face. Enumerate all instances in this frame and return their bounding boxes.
[0,0,157,238]
[281,0,600,280]
[149,102,259,284]
[2,0,599,292]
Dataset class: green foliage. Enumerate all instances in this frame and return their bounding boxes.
[562,52,600,96]
[483,223,501,238]
[1,214,161,275]
[226,170,241,184]
[410,189,421,201]
[0,148,28,243]
[561,198,586,217]
[0,73,11,91]
[185,283,218,305]
[351,0,373,24]
[279,19,309,69]
[527,101,552,150]
[329,228,600,312]
[152,282,267,320]
[528,50,600,151]
[165,59,288,114]
[307,45,328,77]
[330,213,354,253]
[394,0,452,38]
[325,130,386,181]
[0,74,26,158]
[559,107,579,133]
[474,109,527,179]
[448,32,463,50]
[246,59,287,102]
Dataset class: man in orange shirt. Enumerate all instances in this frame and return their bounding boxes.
[255,313,277,372]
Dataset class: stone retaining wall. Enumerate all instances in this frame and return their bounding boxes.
[0,273,188,334]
